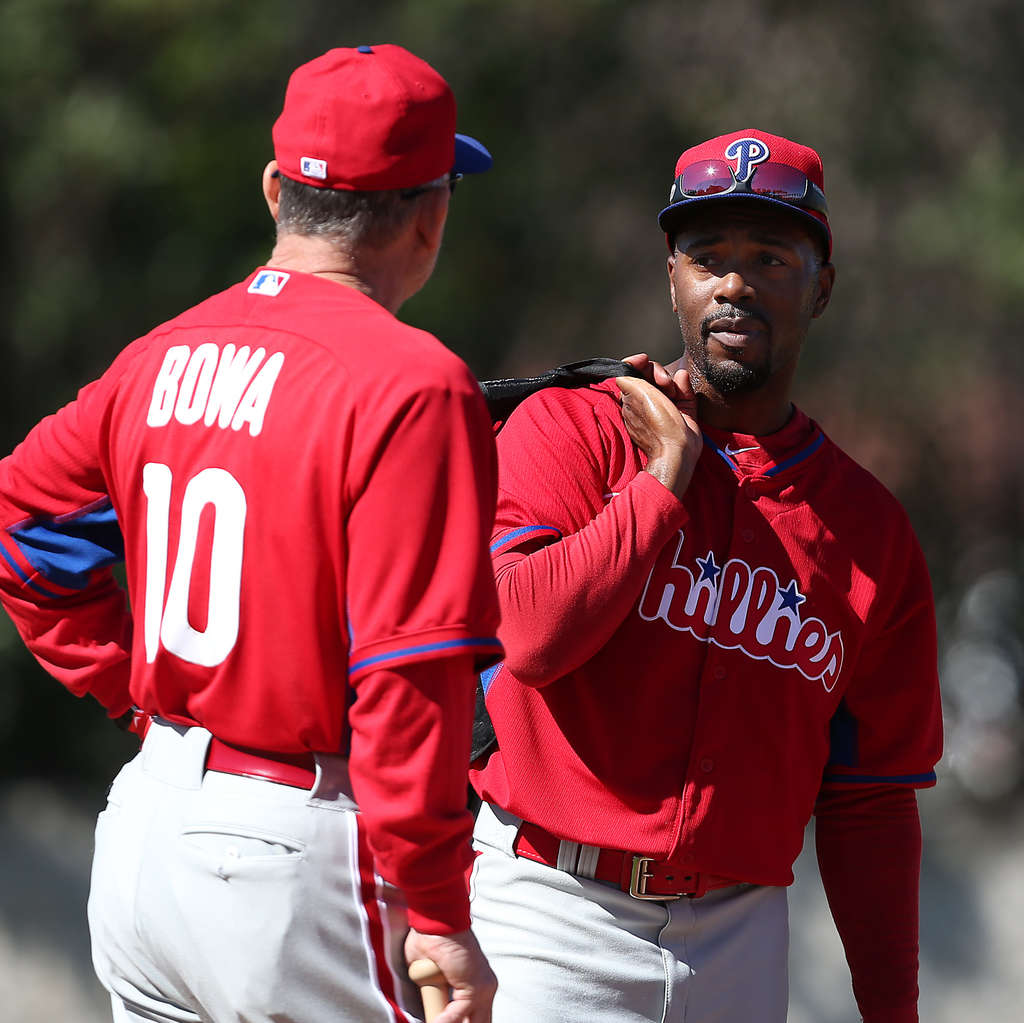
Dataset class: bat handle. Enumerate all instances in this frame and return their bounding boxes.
[408,957,448,1021]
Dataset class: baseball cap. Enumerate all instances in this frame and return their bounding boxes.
[272,44,492,191]
[658,129,831,257]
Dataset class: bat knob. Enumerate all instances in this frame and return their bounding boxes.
[409,958,448,1021]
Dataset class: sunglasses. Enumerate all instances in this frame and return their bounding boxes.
[400,171,462,200]
[670,160,828,215]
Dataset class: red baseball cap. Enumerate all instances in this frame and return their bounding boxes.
[658,129,831,257]
[272,44,492,191]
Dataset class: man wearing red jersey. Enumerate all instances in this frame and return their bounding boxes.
[0,46,500,1023]
[469,130,942,1022]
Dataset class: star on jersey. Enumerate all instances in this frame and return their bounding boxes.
[697,551,722,584]
[778,580,807,612]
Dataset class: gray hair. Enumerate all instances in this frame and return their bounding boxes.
[275,173,447,248]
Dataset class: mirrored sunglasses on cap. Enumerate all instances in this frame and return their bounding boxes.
[670,160,828,215]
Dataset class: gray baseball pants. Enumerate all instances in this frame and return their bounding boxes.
[470,801,789,1023]
[88,719,422,1022]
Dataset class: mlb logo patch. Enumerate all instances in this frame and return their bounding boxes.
[248,270,290,297]
[300,156,328,180]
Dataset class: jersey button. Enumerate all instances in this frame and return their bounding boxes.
[742,528,755,542]
[700,758,714,773]
[713,666,727,680]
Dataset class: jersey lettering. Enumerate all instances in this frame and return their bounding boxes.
[638,530,845,690]
[142,463,246,667]
[147,344,285,437]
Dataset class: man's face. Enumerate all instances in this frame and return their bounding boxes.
[667,202,834,398]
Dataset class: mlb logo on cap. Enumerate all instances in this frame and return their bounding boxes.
[248,270,291,296]
[300,157,328,180]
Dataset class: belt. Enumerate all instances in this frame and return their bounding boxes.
[513,820,739,900]
[204,737,318,790]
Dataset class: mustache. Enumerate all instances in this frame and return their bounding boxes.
[700,304,770,338]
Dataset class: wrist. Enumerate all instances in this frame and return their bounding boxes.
[644,451,692,500]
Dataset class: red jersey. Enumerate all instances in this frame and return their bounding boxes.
[471,380,942,887]
[0,267,501,931]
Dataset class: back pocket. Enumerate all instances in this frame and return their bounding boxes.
[181,824,305,879]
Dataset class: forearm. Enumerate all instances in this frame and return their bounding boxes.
[496,471,687,685]
[815,785,922,1023]
[347,655,478,934]
[0,566,133,715]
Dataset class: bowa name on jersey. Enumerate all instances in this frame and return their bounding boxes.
[638,529,845,691]
[147,343,285,437]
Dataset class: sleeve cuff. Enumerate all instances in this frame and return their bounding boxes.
[349,627,503,682]
[402,873,473,935]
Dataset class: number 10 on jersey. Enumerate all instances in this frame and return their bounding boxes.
[142,463,246,668]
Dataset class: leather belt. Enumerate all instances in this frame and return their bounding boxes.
[205,737,318,790]
[513,820,739,900]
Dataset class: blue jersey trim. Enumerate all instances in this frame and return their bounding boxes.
[350,637,503,674]
[490,524,562,554]
[701,435,739,471]
[7,501,124,591]
[827,700,858,767]
[479,661,503,695]
[823,771,937,785]
[764,431,824,477]
[702,431,824,477]
[0,541,69,599]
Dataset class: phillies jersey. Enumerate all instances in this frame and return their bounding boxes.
[0,267,502,930]
[471,380,942,886]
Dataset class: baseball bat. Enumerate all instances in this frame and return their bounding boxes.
[408,957,448,1021]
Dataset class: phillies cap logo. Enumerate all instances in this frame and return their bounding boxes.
[724,137,770,182]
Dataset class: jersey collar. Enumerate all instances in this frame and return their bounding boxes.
[701,406,824,479]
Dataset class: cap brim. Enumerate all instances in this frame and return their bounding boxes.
[454,133,492,175]
[658,193,831,256]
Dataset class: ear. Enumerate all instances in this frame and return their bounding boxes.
[667,252,678,313]
[811,261,836,319]
[262,160,282,221]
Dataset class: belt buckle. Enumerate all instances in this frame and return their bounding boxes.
[629,855,682,901]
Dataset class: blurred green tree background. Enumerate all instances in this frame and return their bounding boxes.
[1,0,1022,806]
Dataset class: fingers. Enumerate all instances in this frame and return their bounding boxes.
[620,353,652,373]
[650,360,674,390]
[619,355,687,404]
[614,374,644,398]
[434,993,492,1023]
[615,374,676,410]
[672,367,695,402]
[406,929,496,1023]
[615,376,686,436]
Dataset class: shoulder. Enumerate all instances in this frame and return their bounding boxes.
[503,378,624,437]
[813,424,923,552]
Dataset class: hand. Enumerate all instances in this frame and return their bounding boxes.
[615,370,702,501]
[621,353,688,408]
[405,927,497,1023]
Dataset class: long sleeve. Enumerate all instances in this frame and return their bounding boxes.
[0,377,133,716]
[342,355,501,933]
[495,472,687,684]
[348,654,478,934]
[815,785,923,1023]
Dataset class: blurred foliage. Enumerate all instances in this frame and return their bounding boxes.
[1,0,1022,800]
